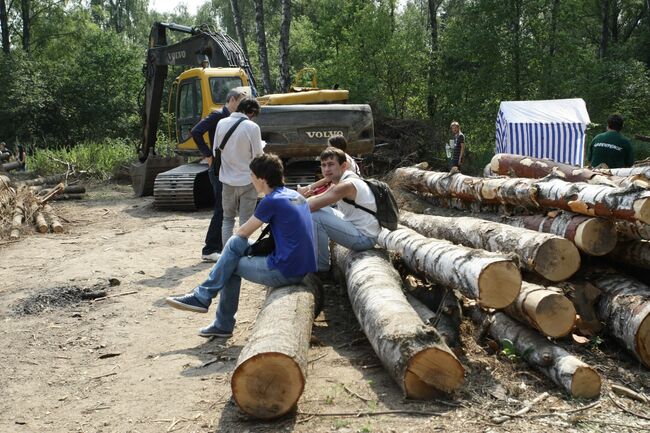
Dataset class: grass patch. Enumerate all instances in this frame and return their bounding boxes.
[29,139,135,180]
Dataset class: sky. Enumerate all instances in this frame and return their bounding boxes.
[149,0,207,15]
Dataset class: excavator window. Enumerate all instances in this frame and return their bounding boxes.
[177,78,203,143]
[210,77,244,104]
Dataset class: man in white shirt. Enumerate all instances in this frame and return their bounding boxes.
[300,147,380,272]
[214,98,264,245]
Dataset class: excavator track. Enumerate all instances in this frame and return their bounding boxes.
[153,163,214,210]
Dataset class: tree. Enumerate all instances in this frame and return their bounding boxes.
[0,0,9,53]
[278,0,291,92]
[253,0,272,94]
[229,0,249,59]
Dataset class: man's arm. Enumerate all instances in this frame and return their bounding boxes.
[249,123,264,156]
[236,215,264,238]
[307,181,356,212]
[191,112,222,158]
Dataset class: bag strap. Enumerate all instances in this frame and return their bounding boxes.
[218,117,247,151]
[256,224,272,241]
[342,196,376,216]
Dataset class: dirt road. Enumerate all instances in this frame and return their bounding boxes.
[1,185,648,433]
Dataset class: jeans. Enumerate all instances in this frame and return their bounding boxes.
[193,235,303,332]
[202,164,223,255]
[221,183,258,246]
[311,207,377,272]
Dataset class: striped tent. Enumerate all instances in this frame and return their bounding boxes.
[495,98,591,166]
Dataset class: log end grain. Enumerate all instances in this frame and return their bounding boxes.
[634,198,650,225]
[477,261,521,309]
[535,294,577,338]
[534,238,581,282]
[489,154,501,174]
[405,347,464,396]
[232,352,305,419]
[638,314,650,368]
[574,218,617,256]
[570,366,601,399]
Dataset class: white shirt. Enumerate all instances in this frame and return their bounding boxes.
[214,112,264,186]
[337,171,381,238]
[345,154,360,175]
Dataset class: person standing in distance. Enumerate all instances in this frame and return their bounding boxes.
[586,113,634,169]
[191,89,245,262]
[449,121,465,172]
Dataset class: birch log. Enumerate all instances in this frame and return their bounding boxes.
[605,240,650,270]
[332,246,464,397]
[379,227,521,308]
[42,204,63,233]
[504,282,576,338]
[399,211,580,281]
[33,209,48,233]
[394,167,650,224]
[9,195,25,239]
[231,276,321,419]
[470,308,601,398]
[603,166,650,178]
[506,212,617,256]
[616,220,650,241]
[591,272,650,367]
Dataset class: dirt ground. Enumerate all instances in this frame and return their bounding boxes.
[1,183,649,433]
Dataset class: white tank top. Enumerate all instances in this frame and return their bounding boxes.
[337,171,381,237]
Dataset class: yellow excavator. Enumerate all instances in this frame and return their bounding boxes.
[131,22,375,210]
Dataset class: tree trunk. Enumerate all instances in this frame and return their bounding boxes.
[21,0,29,52]
[0,0,8,54]
[52,193,84,201]
[616,220,650,240]
[253,0,272,94]
[229,0,250,60]
[591,272,650,367]
[231,276,321,419]
[278,0,291,93]
[378,227,521,308]
[332,246,464,397]
[2,161,22,171]
[599,0,610,58]
[33,209,47,233]
[399,210,580,282]
[42,204,63,233]
[18,174,65,187]
[504,282,576,338]
[604,166,650,177]
[10,195,25,239]
[394,167,650,224]
[426,0,441,119]
[506,212,617,256]
[606,240,650,270]
[469,308,601,398]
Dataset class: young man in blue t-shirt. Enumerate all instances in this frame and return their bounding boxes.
[165,154,317,338]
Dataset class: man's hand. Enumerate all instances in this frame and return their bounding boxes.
[205,156,214,167]
[297,185,312,197]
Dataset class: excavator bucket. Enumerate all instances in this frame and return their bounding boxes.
[130,155,184,197]
[152,163,214,210]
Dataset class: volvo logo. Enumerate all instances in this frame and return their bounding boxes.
[305,130,344,139]
[167,51,187,63]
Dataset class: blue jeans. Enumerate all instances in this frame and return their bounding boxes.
[202,164,223,255]
[311,207,377,272]
[193,235,304,332]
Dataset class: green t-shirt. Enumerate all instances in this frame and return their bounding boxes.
[587,130,634,168]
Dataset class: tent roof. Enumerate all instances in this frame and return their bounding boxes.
[498,98,591,124]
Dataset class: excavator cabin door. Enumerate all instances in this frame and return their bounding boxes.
[176,77,203,145]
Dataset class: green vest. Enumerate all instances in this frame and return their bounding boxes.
[587,130,633,168]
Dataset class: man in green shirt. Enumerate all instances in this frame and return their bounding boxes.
[587,114,634,168]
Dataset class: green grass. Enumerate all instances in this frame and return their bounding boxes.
[29,139,135,180]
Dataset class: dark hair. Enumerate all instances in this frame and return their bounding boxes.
[237,97,261,116]
[327,135,348,152]
[607,114,624,132]
[319,146,347,165]
[250,153,284,188]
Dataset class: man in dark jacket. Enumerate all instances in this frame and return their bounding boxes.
[191,89,245,261]
[587,114,634,169]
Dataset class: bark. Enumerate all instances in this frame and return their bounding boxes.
[231,276,321,419]
[33,209,47,233]
[21,0,29,52]
[606,240,650,270]
[559,282,603,334]
[278,0,291,93]
[42,204,63,233]
[2,161,22,171]
[400,210,580,282]
[378,227,521,309]
[17,174,65,187]
[616,220,650,240]
[426,0,441,118]
[599,0,610,58]
[604,166,650,177]
[470,308,601,398]
[394,167,650,224]
[10,195,25,239]
[507,212,617,256]
[591,272,650,367]
[253,0,272,94]
[0,0,8,54]
[504,282,576,338]
[332,246,464,397]
[229,0,250,60]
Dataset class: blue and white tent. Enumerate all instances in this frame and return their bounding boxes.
[495,98,591,166]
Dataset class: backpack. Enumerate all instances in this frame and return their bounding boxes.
[343,177,399,231]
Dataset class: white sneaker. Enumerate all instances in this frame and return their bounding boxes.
[201,252,221,262]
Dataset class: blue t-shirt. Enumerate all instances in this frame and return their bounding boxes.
[254,187,317,277]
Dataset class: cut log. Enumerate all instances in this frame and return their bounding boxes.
[558,282,603,334]
[2,161,21,172]
[399,211,580,281]
[507,212,617,256]
[332,246,464,397]
[51,193,84,201]
[504,282,576,338]
[33,209,48,233]
[606,240,650,270]
[603,166,650,178]
[591,272,650,367]
[231,276,321,420]
[469,307,601,399]
[9,195,25,239]
[394,167,650,224]
[616,220,650,241]
[19,174,65,187]
[378,227,521,308]
[42,204,63,233]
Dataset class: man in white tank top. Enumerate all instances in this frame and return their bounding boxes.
[300,147,380,272]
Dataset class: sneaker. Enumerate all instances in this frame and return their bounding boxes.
[165,294,209,313]
[198,324,233,338]
[201,252,221,262]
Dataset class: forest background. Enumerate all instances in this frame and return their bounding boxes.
[1,0,650,175]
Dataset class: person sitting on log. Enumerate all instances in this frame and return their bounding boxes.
[298,147,380,273]
[165,153,317,338]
